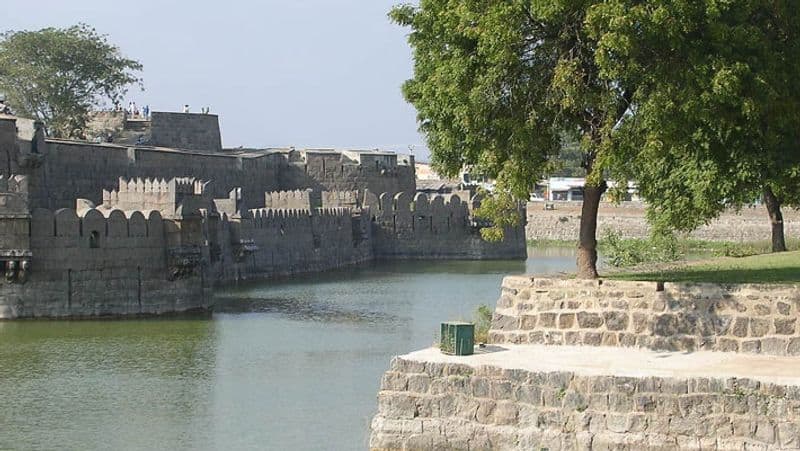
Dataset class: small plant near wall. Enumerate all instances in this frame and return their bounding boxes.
[600,231,681,267]
[440,331,455,354]
[473,304,492,344]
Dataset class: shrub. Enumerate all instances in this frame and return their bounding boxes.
[600,231,682,267]
[474,304,492,343]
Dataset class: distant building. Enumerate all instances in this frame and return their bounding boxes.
[541,177,639,202]
[547,177,586,201]
[415,162,441,181]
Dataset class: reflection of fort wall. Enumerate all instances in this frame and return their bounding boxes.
[0,318,217,449]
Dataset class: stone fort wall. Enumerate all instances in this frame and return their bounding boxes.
[366,192,528,260]
[21,141,415,212]
[2,114,415,212]
[149,112,222,151]
[0,207,208,319]
[527,201,800,242]
[28,140,283,210]
[209,207,373,283]
[278,150,416,196]
[0,115,526,319]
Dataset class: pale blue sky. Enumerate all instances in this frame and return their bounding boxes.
[5,0,429,158]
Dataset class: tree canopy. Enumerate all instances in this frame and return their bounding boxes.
[393,0,800,276]
[0,24,142,138]
[588,1,800,250]
[390,0,632,278]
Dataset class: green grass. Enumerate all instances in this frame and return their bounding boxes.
[528,237,800,256]
[679,238,800,257]
[609,251,800,284]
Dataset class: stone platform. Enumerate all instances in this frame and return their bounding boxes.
[370,277,800,450]
[371,345,800,450]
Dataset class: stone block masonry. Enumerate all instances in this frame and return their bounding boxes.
[370,346,800,450]
[370,276,800,450]
[22,140,414,212]
[526,201,800,242]
[0,114,527,319]
[490,277,800,356]
[210,207,374,283]
[149,112,222,151]
[366,191,527,260]
[0,207,209,319]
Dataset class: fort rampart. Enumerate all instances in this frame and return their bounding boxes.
[0,206,208,319]
[205,207,372,284]
[367,191,527,260]
[0,114,526,319]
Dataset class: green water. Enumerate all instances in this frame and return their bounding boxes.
[0,248,575,450]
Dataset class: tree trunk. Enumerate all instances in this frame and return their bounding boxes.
[763,186,787,252]
[577,182,606,279]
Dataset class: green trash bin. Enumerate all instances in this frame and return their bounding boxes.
[440,321,474,356]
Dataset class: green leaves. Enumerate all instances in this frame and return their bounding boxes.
[393,0,800,264]
[0,23,142,138]
[591,0,800,232]
[389,0,631,196]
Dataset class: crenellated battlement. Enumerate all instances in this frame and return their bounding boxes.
[0,111,524,318]
[109,176,209,196]
[31,207,164,242]
[365,191,470,224]
[263,190,312,210]
[321,191,359,209]
[364,191,526,259]
[100,177,211,219]
[0,175,30,219]
[245,207,351,228]
[0,174,29,194]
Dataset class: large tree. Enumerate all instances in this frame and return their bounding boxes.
[588,0,800,251]
[0,24,142,138]
[390,0,631,278]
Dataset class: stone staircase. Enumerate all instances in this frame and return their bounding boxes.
[370,276,800,450]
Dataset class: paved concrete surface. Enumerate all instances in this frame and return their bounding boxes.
[403,344,800,385]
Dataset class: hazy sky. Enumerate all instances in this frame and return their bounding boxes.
[5,0,430,158]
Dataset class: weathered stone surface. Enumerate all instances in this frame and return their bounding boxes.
[577,312,603,328]
[0,115,534,319]
[372,276,800,450]
[525,201,800,243]
[487,277,800,357]
[370,346,800,451]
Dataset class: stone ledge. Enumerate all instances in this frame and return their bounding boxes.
[370,345,800,450]
[390,345,800,386]
[490,276,800,355]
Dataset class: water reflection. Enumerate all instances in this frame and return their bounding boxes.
[213,295,401,326]
[0,248,576,450]
[0,320,217,450]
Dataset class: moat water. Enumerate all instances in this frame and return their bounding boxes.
[0,247,575,451]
